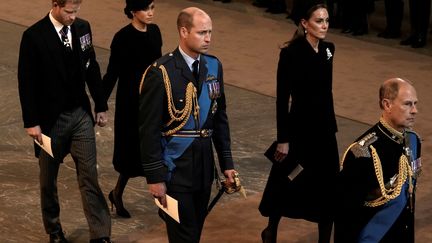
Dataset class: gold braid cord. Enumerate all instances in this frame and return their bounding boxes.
[339,143,356,171]
[158,65,199,136]
[139,63,156,95]
[364,145,413,207]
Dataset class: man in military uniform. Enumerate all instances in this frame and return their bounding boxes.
[335,78,421,243]
[138,7,236,243]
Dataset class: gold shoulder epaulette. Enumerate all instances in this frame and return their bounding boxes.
[139,53,174,93]
[138,62,157,95]
[157,52,175,65]
[351,132,378,158]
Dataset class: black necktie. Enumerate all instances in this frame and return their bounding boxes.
[60,25,72,52]
[192,60,199,81]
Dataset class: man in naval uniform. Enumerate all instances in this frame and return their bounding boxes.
[335,78,421,243]
[138,7,236,243]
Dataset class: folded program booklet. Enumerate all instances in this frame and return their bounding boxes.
[34,134,54,158]
[155,194,180,223]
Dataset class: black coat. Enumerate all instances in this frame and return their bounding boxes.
[138,48,234,192]
[335,121,420,243]
[18,15,106,156]
[103,24,162,177]
[259,38,339,222]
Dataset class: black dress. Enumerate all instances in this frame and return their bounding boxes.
[103,23,162,177]
[259,38,339,222]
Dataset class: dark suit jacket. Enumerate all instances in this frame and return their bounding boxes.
[18,15,107,137]
[138,48,234,192]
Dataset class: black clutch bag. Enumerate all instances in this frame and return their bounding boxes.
[264,141,279,164]
[264,141,303,181]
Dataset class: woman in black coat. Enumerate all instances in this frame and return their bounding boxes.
[103,0,162,218]
[259,1,339,242]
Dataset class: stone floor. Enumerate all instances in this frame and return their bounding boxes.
[1,0,432,242]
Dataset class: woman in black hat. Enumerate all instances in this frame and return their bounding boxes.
[103,0,162,218]
[259,1,339,242]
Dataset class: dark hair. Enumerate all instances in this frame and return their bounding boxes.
[124,0,153,19]
[282,3,327,47]
[291,0,326,25]
[52,0,82,7]
[177,9,194,31]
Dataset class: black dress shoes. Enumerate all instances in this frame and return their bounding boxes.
[352,29,368,36]
[89,237,113,243]
[341,28,353,34]
[411,36,427,48]
[400,35,415,45]
[252,0,268,8]
[49,231,68,243]
[266,7,287,14]
[377,30,401,39]
[400,34,427,48]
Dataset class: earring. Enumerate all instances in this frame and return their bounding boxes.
[305,29,308,34]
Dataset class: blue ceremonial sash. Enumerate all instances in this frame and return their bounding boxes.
[358,132,418,242]
[161,56,218,180]
[358,184,408,243]
[407,132,417,158]
[406,131,419,174]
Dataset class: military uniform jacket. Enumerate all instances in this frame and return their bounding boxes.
[138,48,234,192]
[336,121,421,243]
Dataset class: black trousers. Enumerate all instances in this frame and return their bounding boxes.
[339,0,368,31]
[162,187,212,243]
[384,0,404,33]
[39,107,111,239]
[408,0,431,36]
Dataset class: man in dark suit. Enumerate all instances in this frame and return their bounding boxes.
[17,0,112,242]
[400,0,431,48]
[377,0,404,39]
[138,7,236,243]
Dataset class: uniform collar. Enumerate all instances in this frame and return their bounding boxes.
[379,118,404,144]
[178,46,200,72]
